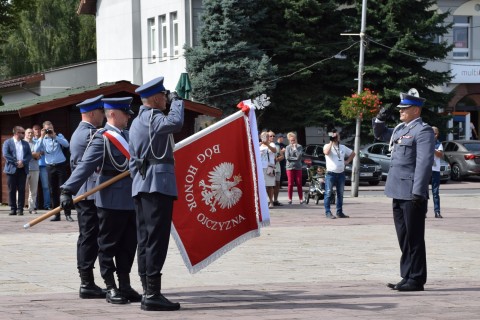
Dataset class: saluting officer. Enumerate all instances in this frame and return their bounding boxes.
[71,95,106,299]
[373,90,435,292]
[129,77,184,312]
[60,97,141,305]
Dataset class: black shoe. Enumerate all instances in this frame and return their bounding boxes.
[387,278,407,290]
[80,284,107,299]
[120,287,142,303]
[336,212,349,218]
[18,211,24,216]
[9,210,16,216]
[325,212,336,219]
[435,212,443,218]
[106,288,128,304]
[50,214,61,222]
[273,201,283,206]
[396,282,424,292]
[142,293,180,311]
[66,215,74,222]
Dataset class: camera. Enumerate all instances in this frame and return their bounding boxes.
[45,129,52,134]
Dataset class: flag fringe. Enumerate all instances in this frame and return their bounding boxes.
[171,224,260,274]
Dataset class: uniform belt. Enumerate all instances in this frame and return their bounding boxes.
[101,170,126,176]
[47,161,66,167]
[146,158,175,165]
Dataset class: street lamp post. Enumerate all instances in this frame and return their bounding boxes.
[351,0,368,197]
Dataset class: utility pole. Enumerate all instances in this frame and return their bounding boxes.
[351,0,368,197]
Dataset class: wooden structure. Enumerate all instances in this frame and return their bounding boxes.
[0,80,222,205]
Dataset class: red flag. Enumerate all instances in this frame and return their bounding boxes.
[172,111,262,273]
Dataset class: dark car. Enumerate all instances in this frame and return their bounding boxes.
[302,144,382,186]
[361,142,451,183]
[442,140,480,181]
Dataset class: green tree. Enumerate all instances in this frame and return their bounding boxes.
[255,0,353,131]
[0,0,96,79]
[185,0,278,115]
[342,0,453,135]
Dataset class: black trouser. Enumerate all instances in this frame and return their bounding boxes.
[97,207,137,277]
[47,162,71,215]
[7,168,27,211]
[75,200,99,270]
[134,192,174,277]
[392,199,427,285]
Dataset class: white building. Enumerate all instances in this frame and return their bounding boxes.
[78,0,203,90]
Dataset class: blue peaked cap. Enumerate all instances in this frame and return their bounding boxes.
[397,92,426,108]
[76,95,104,113]
[101,97,134,115]
[135,76,167,98]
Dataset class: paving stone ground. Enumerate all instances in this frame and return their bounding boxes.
[1,181,479,319]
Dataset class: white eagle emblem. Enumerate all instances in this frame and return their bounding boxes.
[199,162,242,212]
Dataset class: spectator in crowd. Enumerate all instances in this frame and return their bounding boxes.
[34,121,72,222]
[33,124,51,210]
[273,133,286,206]
[323,129,355,219]
[259,131,277,208]
[285,132,304,205]
[24,128,40,214]
[2,126,32,215]
[430,126,443,219]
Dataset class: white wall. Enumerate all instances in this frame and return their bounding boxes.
[96,0,139,84]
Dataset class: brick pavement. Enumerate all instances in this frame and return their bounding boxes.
[0,181,479,319]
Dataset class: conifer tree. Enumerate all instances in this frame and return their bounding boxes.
[185,0,277,114]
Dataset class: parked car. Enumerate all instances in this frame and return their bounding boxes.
[302,144,382,186]
[361,142,451,183]
[442,140,480,181]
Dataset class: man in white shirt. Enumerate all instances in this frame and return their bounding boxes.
[431,126,443,218]
[323,129,355,219]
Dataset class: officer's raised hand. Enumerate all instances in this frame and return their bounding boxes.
[376,105,395,122]
[167,91,181,105]
[60,189,75,209]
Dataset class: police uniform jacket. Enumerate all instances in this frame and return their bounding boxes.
[128,99,184,198]
[61,123,134,210]
[69,121,99,199]
[373,117,434,200]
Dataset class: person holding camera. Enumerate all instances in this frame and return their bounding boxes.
[285,132,304,205]
[34,121,72,222]
[372,90,434,292]
[323,129,355,219]
[259,131,277,209]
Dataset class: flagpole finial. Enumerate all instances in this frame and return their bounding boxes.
[237,94,270,113]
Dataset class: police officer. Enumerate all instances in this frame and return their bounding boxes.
[60,97,141,304]
[372,90,434,292]
[71,95,106,299]
[129,77,183,311]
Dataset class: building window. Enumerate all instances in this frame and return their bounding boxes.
[170,12,179,57]
[452,16,470,59]
[147,18,157,63]
[159,15,168,60]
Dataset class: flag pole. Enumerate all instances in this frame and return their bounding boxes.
[23,171,130,229]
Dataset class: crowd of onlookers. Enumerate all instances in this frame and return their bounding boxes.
[2,121,67,219]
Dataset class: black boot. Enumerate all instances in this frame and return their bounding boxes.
[141,274,180,311]
[118,273,142,302]
[79,269,106,299]
[140,275,147,304]
[104,273,128,304]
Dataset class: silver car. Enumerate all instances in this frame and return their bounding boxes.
[442,140,480,181]
[361,142,451,183]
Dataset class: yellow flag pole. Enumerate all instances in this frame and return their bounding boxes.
[23,171,130,229]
